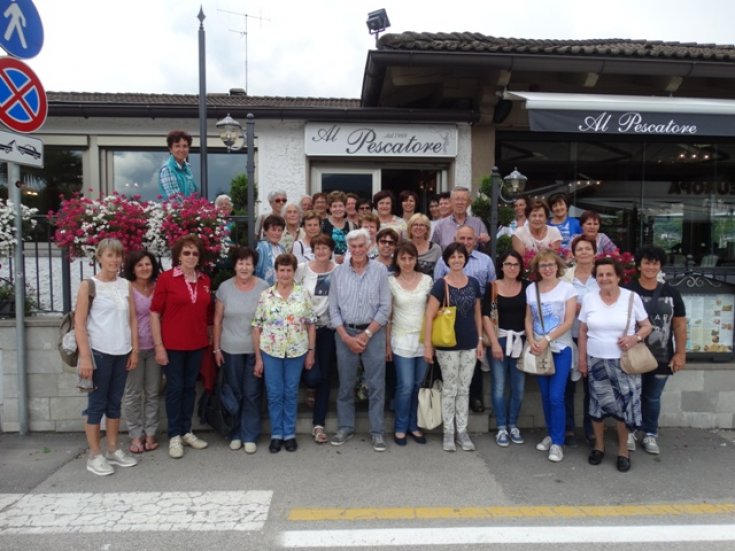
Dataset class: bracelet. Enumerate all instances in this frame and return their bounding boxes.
[544,335,552,343]
[308,347,314,351]
[213,349,221,354]
[364,328,373,339]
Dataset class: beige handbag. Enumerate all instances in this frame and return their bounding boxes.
[517,283,555,376]
[620,292,657,375]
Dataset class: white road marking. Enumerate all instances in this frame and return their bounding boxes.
[280,524,735,547]
[0,490,272,534]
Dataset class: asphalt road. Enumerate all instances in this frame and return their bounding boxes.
[1,427,734,550]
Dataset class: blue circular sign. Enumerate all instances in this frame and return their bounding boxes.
[0,0,44,59]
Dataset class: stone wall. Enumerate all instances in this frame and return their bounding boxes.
[1,317,733,433]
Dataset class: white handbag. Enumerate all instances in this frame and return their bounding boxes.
[417,364,443,430]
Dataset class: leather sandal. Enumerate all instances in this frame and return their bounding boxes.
[588,449,605,466]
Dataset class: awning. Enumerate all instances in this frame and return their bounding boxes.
[505,92,735,137]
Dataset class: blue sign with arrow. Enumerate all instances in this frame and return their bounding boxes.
[0,0,43,59]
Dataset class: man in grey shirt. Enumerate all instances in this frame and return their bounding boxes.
[431,186,490,250]
[328,228,391,451]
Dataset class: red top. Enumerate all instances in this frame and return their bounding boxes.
[151,267,211,350]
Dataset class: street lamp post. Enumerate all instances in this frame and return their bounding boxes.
[490,166,528,260]
[216,113,256,246]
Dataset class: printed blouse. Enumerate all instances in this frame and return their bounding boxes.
[252,284,317,358]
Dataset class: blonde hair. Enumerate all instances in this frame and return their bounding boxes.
[96,238,124,259]
[529,249,566,278]
[407,213,431,238]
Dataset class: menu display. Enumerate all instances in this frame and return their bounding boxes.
[683,294,735,354]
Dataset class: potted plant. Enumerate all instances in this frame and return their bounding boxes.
[0,277,37,318]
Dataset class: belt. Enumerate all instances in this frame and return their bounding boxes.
[345,323,370,330]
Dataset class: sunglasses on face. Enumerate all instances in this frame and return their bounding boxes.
[379,239,396,245]
[502,262,520,268]
[181,250,200,257]
[273,198,287,204]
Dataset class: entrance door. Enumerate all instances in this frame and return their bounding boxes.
[381,168,444,215]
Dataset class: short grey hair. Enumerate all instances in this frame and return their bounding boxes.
[345,227,371,248]
[450,186,471,198]
[214,194,232,208]
[268,189,288,202]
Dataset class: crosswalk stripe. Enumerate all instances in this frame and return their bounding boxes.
[0,491,272,534]
[280,524,735,547]
[288,501,735,521]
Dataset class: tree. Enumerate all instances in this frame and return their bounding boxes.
[229,174,258,215]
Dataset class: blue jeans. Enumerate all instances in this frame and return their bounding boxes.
[489,338,526,429]
[221,352,262,443]
[536,347,572,446]
[640,372,669,435]
[301,326,336,428]
[85,350,129,425]
[335,326,386,436]
[164,348,205,438]
[393,353,429,434]
[262,351,304,440]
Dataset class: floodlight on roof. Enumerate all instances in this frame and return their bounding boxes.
[366,9,390,47]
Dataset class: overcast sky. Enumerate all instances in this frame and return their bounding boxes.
[22,0,735,99]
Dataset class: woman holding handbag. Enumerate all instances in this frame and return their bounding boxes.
[482,250,529,448]
[387,241,433,446]
[524,250,577,463]
[423,242,484,453]
[578,258,652,472]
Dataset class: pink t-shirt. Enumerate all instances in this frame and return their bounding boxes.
[133,287,154,350]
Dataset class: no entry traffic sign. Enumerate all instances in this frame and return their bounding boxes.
[0,56,46,133]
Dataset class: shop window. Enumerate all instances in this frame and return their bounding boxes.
[111,150,244,202]
[0,147,83,214]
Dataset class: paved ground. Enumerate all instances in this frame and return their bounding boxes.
[1,428,734,550]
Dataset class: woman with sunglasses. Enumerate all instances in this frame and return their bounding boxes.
[151,234,211,459]
[482,250,529,448]
[524,250,577,463]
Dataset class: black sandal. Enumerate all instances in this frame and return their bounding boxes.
[588,449,605,466]
[616,455,631,472]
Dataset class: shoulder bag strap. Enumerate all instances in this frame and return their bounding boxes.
[443,277,451,308]
[491,280,499,326]
[535,282,546,334]
[87,278,96,314]
[624,290,635,337]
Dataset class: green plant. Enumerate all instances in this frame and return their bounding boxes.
[471,174,514,260]
[0,278,38,317]
[229,174,259,215]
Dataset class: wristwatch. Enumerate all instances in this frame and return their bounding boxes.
[544,335,552,343]
[635,334,643,343]
[364,328,373,339]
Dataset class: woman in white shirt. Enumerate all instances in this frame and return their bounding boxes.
[387,241,433,446]
[292,210,322,264]
[75,238,139,476]
[524,250,576,463]
[578,258,652,473]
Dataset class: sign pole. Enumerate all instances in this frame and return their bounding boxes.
[198,7,208,199]
[9,162,28,435]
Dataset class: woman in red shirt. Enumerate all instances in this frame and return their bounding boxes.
[151,235,211,459]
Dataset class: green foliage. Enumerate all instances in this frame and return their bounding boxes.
[229,174,258,215]
[471,174,515,260]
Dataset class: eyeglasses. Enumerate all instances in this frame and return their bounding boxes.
[358,206,371,211]
[539,262,557,270]
[181,250,200,257]
[273,198,287,204]
[379,239,396,246]
[502,262,521,268]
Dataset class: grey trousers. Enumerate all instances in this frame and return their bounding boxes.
[334,326,385,436]
[122,349,161,438]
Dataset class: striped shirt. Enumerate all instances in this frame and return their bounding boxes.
[328,259,391,328]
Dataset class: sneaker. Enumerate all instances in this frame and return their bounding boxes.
[330,430,354,446]
[229,439,242,451]
[105,449,138,468]
[509,427,525,445]
[182,432,208,450]
[371,435,387,452]
[642,434,660,455]
[536,436,552,451]
[86,454,114,476]
[548,444,564,462]
[244,442,257,454]
[442,433,456,452]
[456,432,476,451]
[627,432,637,452]
[169,436,184,459]
[495,429,510,448]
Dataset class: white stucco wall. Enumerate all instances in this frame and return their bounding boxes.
[453,123,473,188]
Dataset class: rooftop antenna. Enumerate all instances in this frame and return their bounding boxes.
[218,9,270,94]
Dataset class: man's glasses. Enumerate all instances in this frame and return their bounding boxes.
[182,251,200,257]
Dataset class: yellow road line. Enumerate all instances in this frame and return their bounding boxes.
[289,502,735,521]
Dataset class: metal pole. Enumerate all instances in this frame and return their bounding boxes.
[246,113,256,246]
[489,166,501,261]
[198,6,208,199]
[9,163,28,435]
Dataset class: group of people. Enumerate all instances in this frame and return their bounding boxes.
[75,129,685,475]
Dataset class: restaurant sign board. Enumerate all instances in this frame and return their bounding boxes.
[305,123,457,157]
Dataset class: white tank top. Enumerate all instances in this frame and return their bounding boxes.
[86,276,132,355]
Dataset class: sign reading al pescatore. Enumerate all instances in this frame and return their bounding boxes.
[0,0,43,59]
[529,110,735,137]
